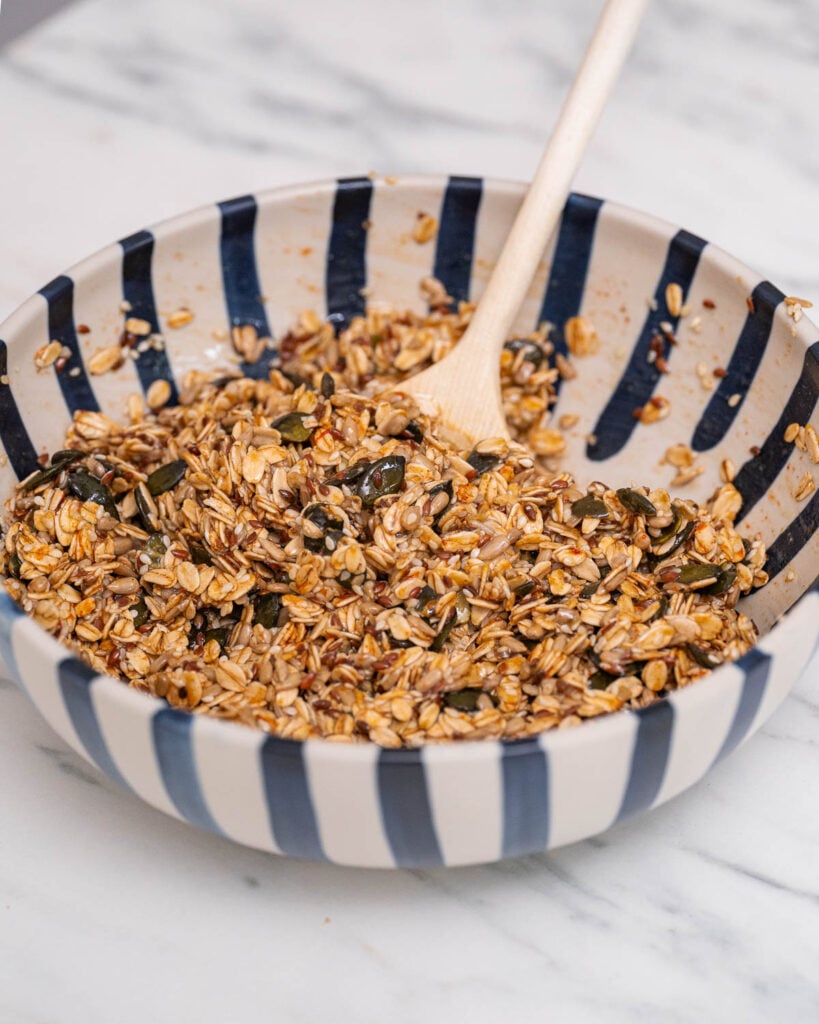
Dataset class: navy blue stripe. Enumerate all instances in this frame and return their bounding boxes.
[152,708,223,834]
[38,276,100,415]
[325,177,373,330]
[692,281,784,452]
[377,748,443,867]
[119,231,180,402]
[0,341,39,479]
[217,197,275,380]
[616,701,674,820]
[501,738,549,858]
[432,175,482,306]
[761,490,819,582]
[734,340,819,524]
[588,230,708,461]
[538,193,603,394]
[0,591,22,682]
[260,736,326,860]
[713,648,771,764]
[57,657,128,788]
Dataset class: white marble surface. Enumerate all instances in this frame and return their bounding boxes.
[0,1,818,1020]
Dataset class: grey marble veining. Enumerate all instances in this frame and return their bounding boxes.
[0,0,817,1021]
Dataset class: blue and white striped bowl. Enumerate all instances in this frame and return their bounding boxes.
[0,176,816,867]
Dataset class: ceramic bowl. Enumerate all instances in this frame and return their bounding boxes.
[0,175,816,867]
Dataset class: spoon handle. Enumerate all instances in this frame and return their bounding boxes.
[461,0,649,359]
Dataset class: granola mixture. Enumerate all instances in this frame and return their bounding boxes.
[1,302,767,746]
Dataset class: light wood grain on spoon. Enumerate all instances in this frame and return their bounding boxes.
[394,0,650,446]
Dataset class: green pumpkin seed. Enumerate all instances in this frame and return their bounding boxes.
[659,520,694,558]
[616,487,657,517]
[146,459,187,497]
[402,421,424,443]
[189,543,212,565]
[571,494,609,519]
[588,670,613,690]
[413,585,437,614]
[442,688,484,712]
[7,551,22,578]
[355,455,406,507]
[273,412,312,443]
[134,483,159,531]
[253,592,282,629]
[677,563,720,585]
[705,563,738,595]
[453,590,471,625]
[686,643,719,669]
[430,591,470,651]
[580,579,601,598]
[430,617,455,652]
[466,451,501,478]
[21,450,82,492]
[302,503,344,553]
[145,533,167,567]
[320,372,335,399]
[203,626,230,649]
[503,338,544,367]
[329,460,372,487]
[130,597,149,629]
[514,579,536,598]
[66,470,120,520]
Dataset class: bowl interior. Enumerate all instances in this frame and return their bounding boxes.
[0,175,816,636]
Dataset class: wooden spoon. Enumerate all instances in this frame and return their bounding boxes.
[395,0,649,445]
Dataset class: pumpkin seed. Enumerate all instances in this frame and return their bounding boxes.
[320,372,335,399]
[571,494,609,519]
[273,412,312,443]
[442,687,484,712]
[677,563,720,585]
[253,592,282,629]
[430,590,469,651]
[328,460,372,487]
[280,370,312,391]
[402,421,424,443]
[146,459,187,496]
[651,505,683,553]
[658,520,694,558]
[616,487,657,517]
[355,455,406,507]
[203,626,230,649]
[302,503,345,553]
[687,643,719,669]
[705,563,737,595]
[189,543,212,565]
[7,551,21,578]
[514,579,536,598]
[134,482,159,531]
[130,597,149,629]
[145,533,167,566]
[413,585,437,614]
[66,470,120,519]
[466,451,501,477]
[588,670,613,690]
[503,338,544,367]
[21,449,81,492]
[430,617,455,652]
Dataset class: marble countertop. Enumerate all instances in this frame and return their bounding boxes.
[0,1,817,1020]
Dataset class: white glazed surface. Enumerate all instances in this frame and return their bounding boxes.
[0,1,818,1022]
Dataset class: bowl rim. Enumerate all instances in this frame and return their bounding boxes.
[1,172,817,762]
